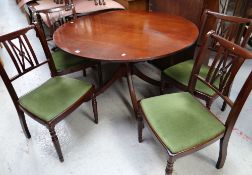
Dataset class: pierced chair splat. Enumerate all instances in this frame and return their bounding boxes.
[0,24,98,162]
[54,0,71,4]
[161,10,252,110]
[33,3,103,86]
[138,32,252,175]
[94,0,106,6]
[33,3,77,40]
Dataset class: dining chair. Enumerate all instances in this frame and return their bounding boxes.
[34,3,77,40]
[160,10,252,110]
[0,24,98,162]
[138,32,252,175]
[54,0,67,4]
[33,3,103,86]
[53,0,106,6]
[94,0,106,5]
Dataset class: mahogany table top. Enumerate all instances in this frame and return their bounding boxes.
[53,10,199,62]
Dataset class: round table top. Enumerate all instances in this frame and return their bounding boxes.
[53,10,199,62]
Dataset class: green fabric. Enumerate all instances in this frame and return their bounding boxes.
[19,77,92,122]
[52,50,91,71]
[163,60,217,95]
[140,92,225,153]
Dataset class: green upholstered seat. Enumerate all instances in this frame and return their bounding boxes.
[19,77,92,122]
[163,60,216,95]
[140,92,225,154]
[52,50,92,72]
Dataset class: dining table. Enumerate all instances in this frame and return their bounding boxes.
[53,10,199,117]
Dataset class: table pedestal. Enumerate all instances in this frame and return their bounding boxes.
[96,63,160,118]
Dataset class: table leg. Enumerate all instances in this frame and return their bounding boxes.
[95,64,126,96]
[132,64,160,86]
[95,63,140,118]
[95,63,159,119]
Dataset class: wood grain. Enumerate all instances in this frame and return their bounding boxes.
[53,10,199,62]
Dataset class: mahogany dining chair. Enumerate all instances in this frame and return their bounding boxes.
[53,0,106,6]
[0,24,98,162]
[138,32,252,175]
[33,3,103,85]
[160,10,252,110]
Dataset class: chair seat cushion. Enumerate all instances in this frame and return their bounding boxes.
[163,60,216,95]
[19,76,92,122]
[140,92,225,154]
[52,50,93,72]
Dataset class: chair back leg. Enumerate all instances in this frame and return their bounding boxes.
[92,94,98,124]
[83,69,87,77]
[221,102,227,111]
[97,63,103,87]
[17,109,31,139]
[221,84,232,111]
[206,99,214,110]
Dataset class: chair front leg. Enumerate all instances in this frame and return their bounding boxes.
[138,116,144,143]
[17,109,31,139]
[92,94,98,124]
[97,62,103,87]
[165,157,175,175]
[48,126,64,162]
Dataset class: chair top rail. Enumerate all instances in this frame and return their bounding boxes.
[198,10,252,47]
[35,3,75,14]
[189,32,252,108]
[0,24,57,81]
[0,25,34,42]
[206,10,252,24]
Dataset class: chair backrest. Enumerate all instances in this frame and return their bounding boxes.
[54,0,69,4]
[94,0,106,5]
[189,31,252,138]
[35,3,77,37]
[54,0,74,4]
[198,10,252,48]
[0,24,57,106]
